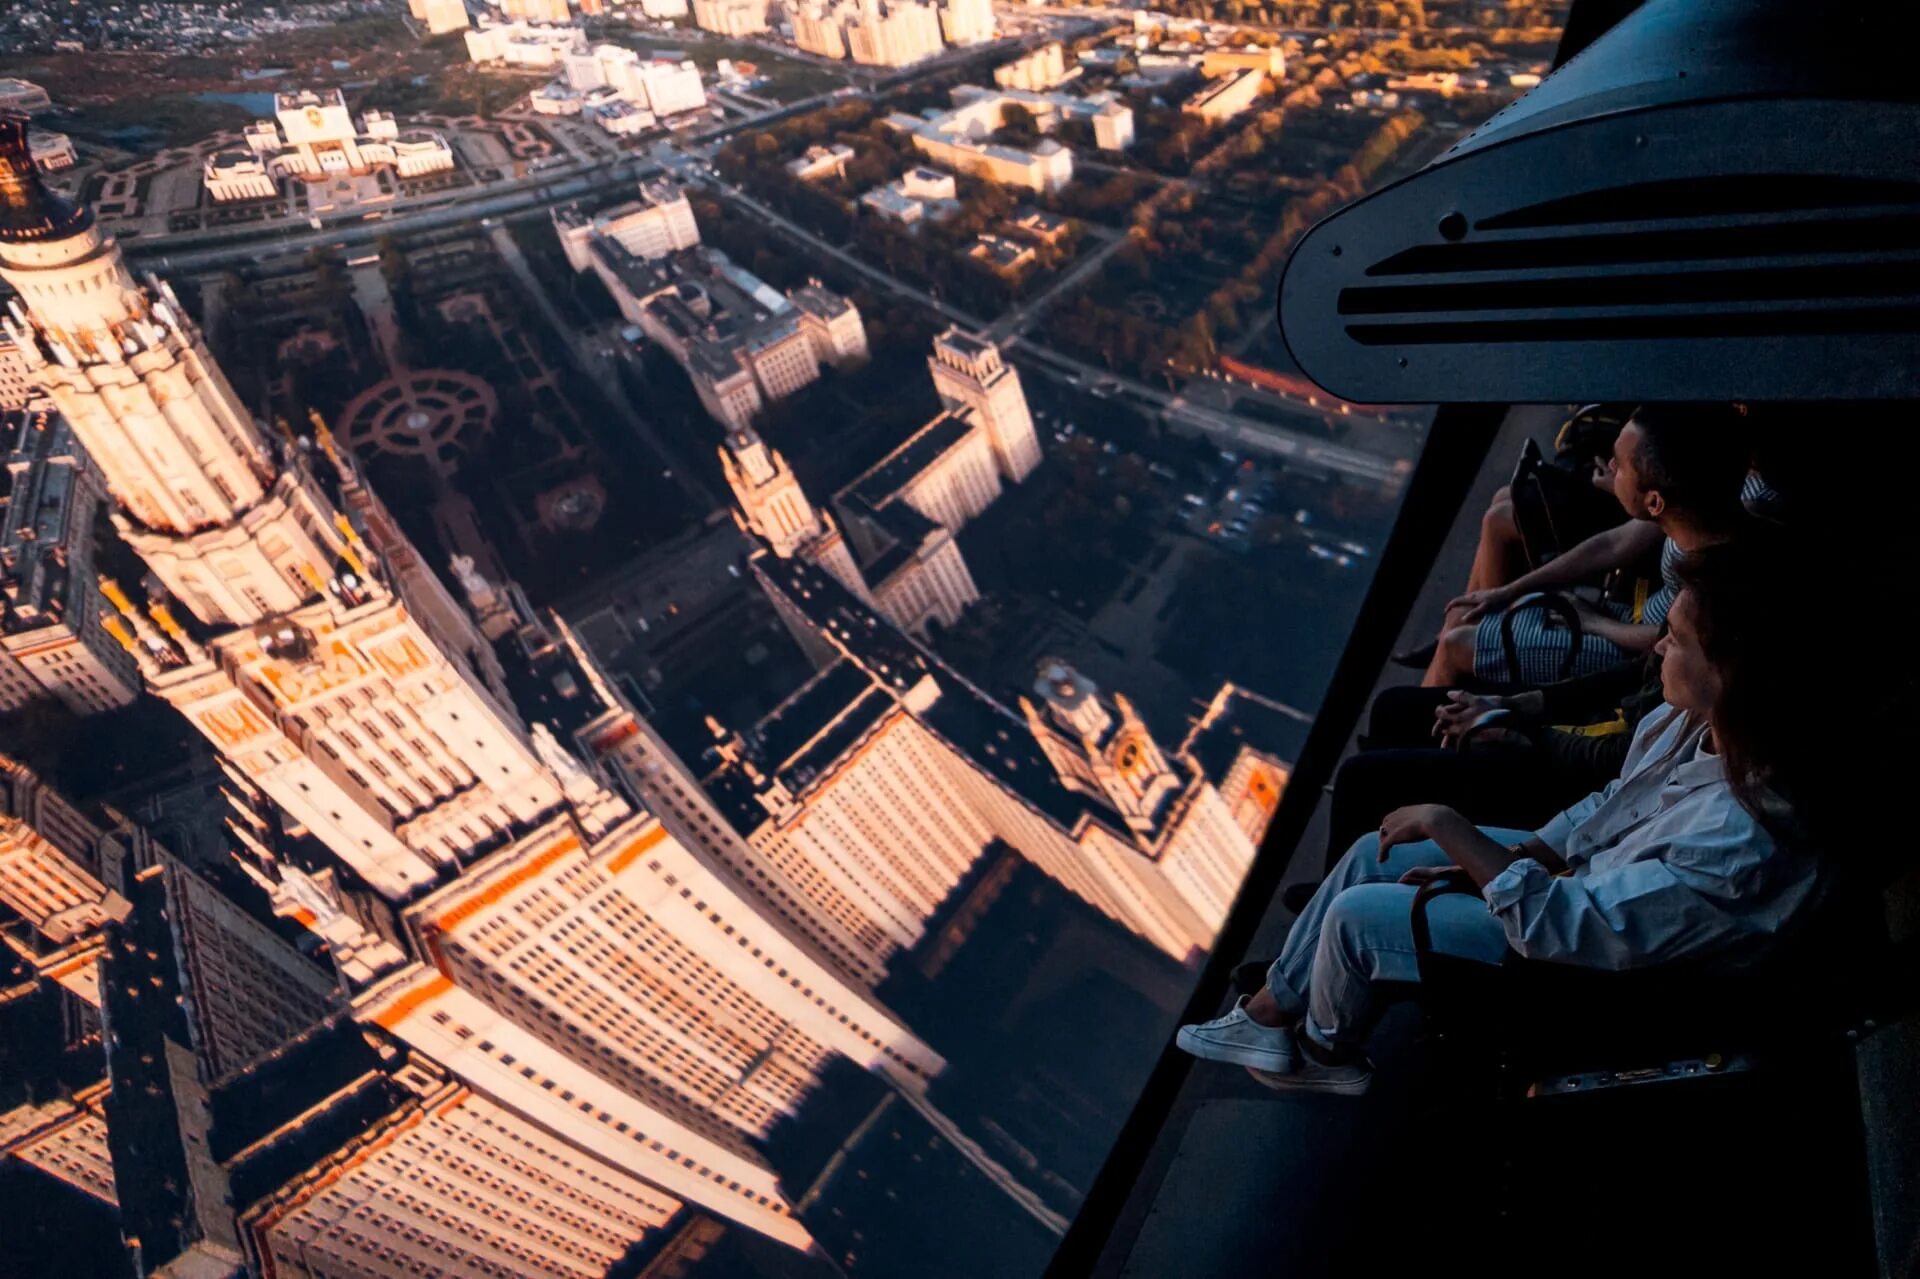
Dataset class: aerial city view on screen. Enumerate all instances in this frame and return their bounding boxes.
[0,0,1562,1274]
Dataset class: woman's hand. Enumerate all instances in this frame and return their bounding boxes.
[1398,863,1466,887]
[1445,585,1515,625]
[1376,804,1462,861]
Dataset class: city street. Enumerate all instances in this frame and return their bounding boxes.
[704,178,1412,487]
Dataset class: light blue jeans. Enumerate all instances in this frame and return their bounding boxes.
[1266,828,1528,1050]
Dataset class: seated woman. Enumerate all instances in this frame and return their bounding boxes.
[1421,403,1751,687]
[1176,539,1827,1095]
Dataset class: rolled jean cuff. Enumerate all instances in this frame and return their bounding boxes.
[1264,961,1308,1018]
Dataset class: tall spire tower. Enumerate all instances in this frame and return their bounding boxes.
[720,426,827,559]
[0,119,960,1258]
[720,425,870,600]
[0,115,563,898]
[928,328,1041,484]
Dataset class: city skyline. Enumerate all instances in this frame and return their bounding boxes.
[0,3,1563,1273]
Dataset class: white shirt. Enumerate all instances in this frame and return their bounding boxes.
[1483,702,1825,970]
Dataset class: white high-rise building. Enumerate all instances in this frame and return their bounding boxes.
[940,0,995,46]
[567,203,867,433]
[216,1019,691,1278]
[0,332,33,410]
[466,17,578,66]
[563,42,613,90]
[927,327,1043,483]
[887,106,1075,190]
[504,0,574,21]
[996,42,1069,91]
[691,0,768,35]
[424,0,472,33]
[792,4,850,59]
[0,117,948,1258]
[560,43,708,123]
[553,176,701,271]
[846,0,945,67]
[718,331,1046,642]
[4,125,566,903]
[636,59,708,117]
[699,555,1263,972]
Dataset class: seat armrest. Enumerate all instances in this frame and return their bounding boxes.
[1409,872,1481,971]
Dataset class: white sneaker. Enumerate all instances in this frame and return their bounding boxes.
[1246,1053,1373,1097]
[1175,996,1299,1073]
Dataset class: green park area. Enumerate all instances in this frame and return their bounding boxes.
[1040,103,1428,383]
[712,99,1094,318]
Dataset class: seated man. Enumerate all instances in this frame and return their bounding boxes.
[1176,540,1827,1095]
[1429,417,1626,625]
[1421,402,1752,687]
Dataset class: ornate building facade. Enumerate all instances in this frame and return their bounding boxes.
[205,90,454,203]
[0,113,949,1264]
[718,327,1042,641]
[0,105,1299,1278]
[680,554,1277,974]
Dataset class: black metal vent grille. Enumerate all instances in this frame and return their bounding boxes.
[1278,98,1920,403]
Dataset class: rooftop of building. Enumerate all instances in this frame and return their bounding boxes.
[274,87,346,112]
[843,494,941,587]
[1,408,86,633]
[743,313,805,355]
[699,756,765,836]
[861,186,923,218]
[750,555,1099,831]
[839,412,975,511]
[970,234,1032,270]
[781,682,896,796]
[1012,206,1070,234]
[750,658,876,773]
[934,328,995,361]
[637,175,688,208]
[689,334,749,383]
[212,1017,413,1210]
[1186,66,1266,109]
[790,284,853,321]
[1179,684,1311,784]
[494,614,613,745]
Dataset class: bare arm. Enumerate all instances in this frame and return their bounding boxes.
[1576,615,1660,653]
[1499,520,1664,598]
[1449,520,1664,622]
